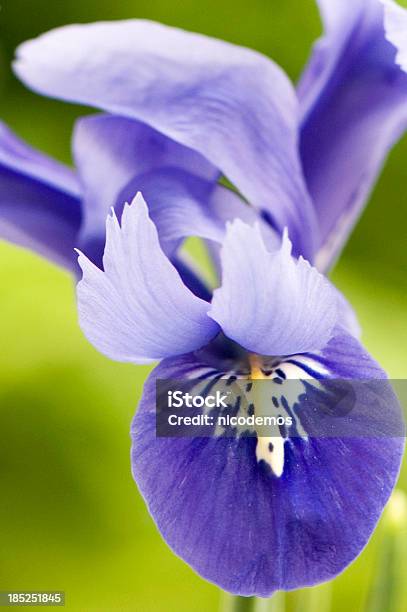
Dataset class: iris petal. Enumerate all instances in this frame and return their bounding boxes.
[14,20,318,260]
[131,331,404,595]
[0,121,81,269]
[299,0,407,270]
[73,114,219,264]
[209,221,338,355]
[116,169,228,256]
[76,194,219,363]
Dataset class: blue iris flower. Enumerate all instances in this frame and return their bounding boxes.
[0,0,406,596]
[74,192,404,596]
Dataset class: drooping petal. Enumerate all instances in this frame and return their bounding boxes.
[0,121,81,269]
[131,331,404,595]
[298,0,407,270]
[76,193,219,363]
[209,221,338,356]
[73,114,219,262]
[14,20,318,259]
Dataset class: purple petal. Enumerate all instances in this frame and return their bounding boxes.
[298,0,407,270]
[74,115,277,272]
[116,169,226,256]
[14,20,318,260]
[120,171,279,256]
[76,193,219,363]
[0,121,79,195]
[209,221,337,355]
[199,186,281,283]
[0,121,81,269]
[73,114,219,259]
[131,332,404,595]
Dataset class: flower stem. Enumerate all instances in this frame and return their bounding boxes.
[220,593,285,612]
[220,594,255,612]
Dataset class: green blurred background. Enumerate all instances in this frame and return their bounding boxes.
[0,1,406,610]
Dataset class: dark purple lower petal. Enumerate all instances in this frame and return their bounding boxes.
[131,332,404,595]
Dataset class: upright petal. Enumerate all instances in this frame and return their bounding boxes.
[14,20,318,259]
[298,0,407,270]
[131,332,404,595]
[0,121,81,269]
[76,193,219,363]
[209,221,338,356]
